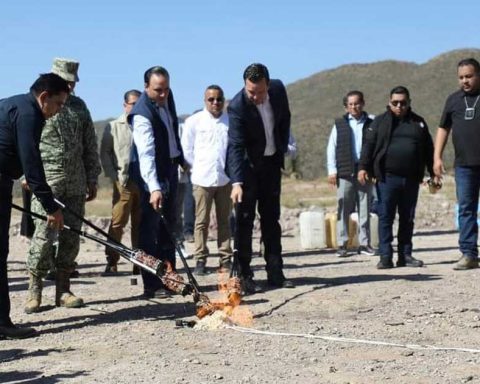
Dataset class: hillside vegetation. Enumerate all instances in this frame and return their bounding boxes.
[287,48,480,179]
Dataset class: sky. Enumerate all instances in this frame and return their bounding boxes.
[1,1,479,120]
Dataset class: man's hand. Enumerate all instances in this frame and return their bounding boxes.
[86,183,97,202]
[357,170,369,185]
[47,209,64,231]
[231,184,243,204]
[150,190,163,212]
[21,179,30,191]
[327,174,337,187]
[433,158,445,179]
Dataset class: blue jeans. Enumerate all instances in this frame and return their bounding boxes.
[377,174,419,260]
[455,166,480,259]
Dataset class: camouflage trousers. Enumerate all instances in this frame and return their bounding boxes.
[26,194,85,277]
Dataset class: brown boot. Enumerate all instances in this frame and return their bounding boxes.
[24,273,42,314]
[55,270,84,308]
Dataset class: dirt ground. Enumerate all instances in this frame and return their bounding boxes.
[2,185,480,384]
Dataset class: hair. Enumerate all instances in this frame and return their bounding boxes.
[458,58,480,74]
[343,90,364,107]
[243,63,270,84]
[30,73,70,96]
[390,85,410,99]
[143,66,170,85]
[124,89,141,103]
[205,84,224,97]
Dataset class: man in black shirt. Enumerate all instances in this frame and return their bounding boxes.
[358,86,435,269]
[434,58,480,270]
[0,73,68,339]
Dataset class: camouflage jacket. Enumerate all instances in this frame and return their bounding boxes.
[39,94,101,195]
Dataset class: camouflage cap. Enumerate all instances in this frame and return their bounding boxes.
[51,58,80,82]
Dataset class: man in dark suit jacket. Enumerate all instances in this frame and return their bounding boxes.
[128,66,185,298]
[227,63,294,294]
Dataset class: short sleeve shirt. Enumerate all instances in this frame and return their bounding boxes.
[439,89,480,166]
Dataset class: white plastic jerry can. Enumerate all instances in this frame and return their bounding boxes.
[299,210,326,250]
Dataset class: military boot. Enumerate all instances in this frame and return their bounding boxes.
[55,270,84,308]
[24,273,43,314]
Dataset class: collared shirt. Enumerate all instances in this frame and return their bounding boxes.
[326,113,369,175]
[182,108,230,187]
[256,94,276,156]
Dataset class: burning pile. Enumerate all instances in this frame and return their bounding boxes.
[192,271,252,329]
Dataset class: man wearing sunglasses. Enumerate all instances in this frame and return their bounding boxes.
[100,89,142,276]
[358,86,435,269]
[227,63,294,294]
[434,58,480,270]
[181,85,232,275]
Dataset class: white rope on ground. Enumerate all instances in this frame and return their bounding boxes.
[225,325,480,354]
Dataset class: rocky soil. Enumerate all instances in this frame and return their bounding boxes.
[2,184,480,384]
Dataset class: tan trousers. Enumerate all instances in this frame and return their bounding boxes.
[106,180,141,265]
[193,184,232,264]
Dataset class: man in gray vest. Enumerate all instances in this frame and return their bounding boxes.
[326,90,375,257]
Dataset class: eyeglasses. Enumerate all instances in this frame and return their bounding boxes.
[125,101,136,106]
[207,97,224,103]
[390,100,408,107]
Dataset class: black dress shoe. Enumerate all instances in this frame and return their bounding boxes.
[240,276,262,295]
[142,288,172,299]
[376,257,394,269]
[194,260,207,276]
[0,322,37,339]
[218,259,232,272]
[397,255,424,267]
[268,278,295,289]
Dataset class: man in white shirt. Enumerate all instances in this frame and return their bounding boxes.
[128,66,185,298]
[182,85,232,275]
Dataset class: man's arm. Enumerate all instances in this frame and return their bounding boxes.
[99,121,117,181]
[358,117,378,185]
[180,116,195,168]
[81,103,101,201]
[132,114,164,211]
[227,104,247,184]
[433,127,450,178]
[326,125,337,186]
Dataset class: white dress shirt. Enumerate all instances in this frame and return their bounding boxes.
[256,94,276,156]
[181,108,230,187]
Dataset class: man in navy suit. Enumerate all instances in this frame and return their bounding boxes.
[128,66,186,298]
[228,63,294,294]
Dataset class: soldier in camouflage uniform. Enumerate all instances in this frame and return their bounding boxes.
[25,58,101,313]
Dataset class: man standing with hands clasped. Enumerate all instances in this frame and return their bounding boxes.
[358,86,435,269]
[182,85,233,275]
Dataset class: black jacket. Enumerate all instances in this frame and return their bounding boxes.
[0,93,56,213]
[359,108,434,183]
[227,79,291,184]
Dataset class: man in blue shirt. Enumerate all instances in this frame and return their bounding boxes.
[0,73,68,339]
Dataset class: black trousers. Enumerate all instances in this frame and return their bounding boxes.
[136,163,178,292]
[0,174,13,325]
[236,158,283,279]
